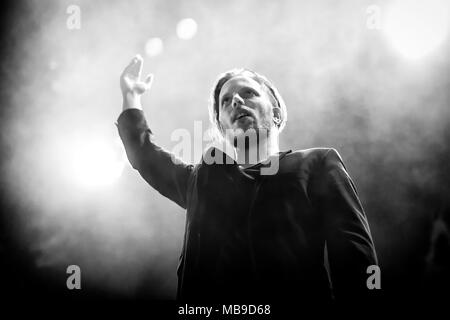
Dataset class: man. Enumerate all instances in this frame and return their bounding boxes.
[117,55,378,303]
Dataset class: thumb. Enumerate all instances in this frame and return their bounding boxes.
[144,74,154,90]
[135,74,154,94]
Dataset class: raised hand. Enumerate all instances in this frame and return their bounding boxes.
[120,54,154,110]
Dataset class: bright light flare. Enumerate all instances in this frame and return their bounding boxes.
[176,18,198,40]
[384,0,449,60]
[145,37,164,57]
[62,137,126,189]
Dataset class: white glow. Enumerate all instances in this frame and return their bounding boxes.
[384,0,449,60]
[176,18,198,40]
[145,37,164,57]
[63,138,125,189]
[49,60,58,70]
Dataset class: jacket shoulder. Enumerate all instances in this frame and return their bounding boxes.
[280,148,343,175]
[284,147,338,164]
[289,147,334,158]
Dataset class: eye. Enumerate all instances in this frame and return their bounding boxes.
[242,89,256,98]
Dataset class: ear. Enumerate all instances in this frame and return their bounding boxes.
[272,106,282,126]
[217,119,225,135]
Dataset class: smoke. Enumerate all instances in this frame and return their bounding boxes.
[1,0,449,299]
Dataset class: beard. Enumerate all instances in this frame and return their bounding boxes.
[222,113,274,149]
[231,127,270,150]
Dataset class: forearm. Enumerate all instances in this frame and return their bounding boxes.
[118,55,192,208]
[122,91,142,111]
[117,109,193,209]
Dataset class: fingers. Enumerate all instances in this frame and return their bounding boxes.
[123,54,143,79]
[121,55,154,96]
[123,75,133,89]
[130,55,143,78]
[125,54,142,69]
[144,74,154,88]
[135,74,154,94]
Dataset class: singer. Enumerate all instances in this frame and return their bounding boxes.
[116,55,378,303]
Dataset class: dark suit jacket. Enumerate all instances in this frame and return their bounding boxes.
[117,108,378,303]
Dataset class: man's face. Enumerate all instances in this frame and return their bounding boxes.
[218,75,275,141]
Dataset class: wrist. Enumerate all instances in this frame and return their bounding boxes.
[122,91,142,111]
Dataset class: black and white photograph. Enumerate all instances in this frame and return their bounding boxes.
[0,0,449,317]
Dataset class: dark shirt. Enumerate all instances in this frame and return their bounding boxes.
[117,108,378,303]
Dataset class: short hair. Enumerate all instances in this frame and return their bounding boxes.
[208,68,287,134]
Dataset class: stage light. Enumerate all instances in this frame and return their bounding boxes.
[176,18,198,40]
[384,0,449,60]
[145,37,164,57]
[63,138,125,189]
[48,60,58,71]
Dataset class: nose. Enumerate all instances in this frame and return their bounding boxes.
[232,93,244,108]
